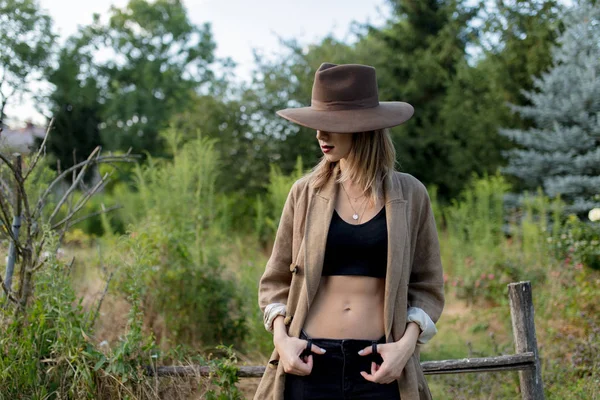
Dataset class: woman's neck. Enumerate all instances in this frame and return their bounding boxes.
[337,159,364,197]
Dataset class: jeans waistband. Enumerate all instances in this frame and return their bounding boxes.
[300,329,386,353]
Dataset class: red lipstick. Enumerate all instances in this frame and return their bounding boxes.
[321,144,334,153]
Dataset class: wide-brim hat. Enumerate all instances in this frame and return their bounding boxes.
[276,63,414,133]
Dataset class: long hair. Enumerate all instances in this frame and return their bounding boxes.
[309,128,397,207]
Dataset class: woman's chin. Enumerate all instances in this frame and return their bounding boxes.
[323,153,340,162]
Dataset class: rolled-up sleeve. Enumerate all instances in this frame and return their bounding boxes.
[258,183,296,331]
[407,184,445,344]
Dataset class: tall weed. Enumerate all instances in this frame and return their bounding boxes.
[107,127,247,349]
[254,156,305,245]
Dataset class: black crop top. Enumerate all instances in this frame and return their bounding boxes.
[321,206,388,278]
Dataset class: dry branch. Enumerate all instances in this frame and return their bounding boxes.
[0,119,141,315]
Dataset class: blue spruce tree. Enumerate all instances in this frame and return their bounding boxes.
[499,1,600,216]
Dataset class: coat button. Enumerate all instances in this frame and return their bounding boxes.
[289,263,298,273]
[284,315,293,325]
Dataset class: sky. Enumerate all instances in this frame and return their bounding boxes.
[5,0,390,126]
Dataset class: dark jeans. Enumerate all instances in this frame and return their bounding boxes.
[283,329,401,400]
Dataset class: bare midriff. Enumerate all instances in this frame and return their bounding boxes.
[302,274,385,340]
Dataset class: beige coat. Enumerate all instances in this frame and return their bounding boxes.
[255,170,445,400]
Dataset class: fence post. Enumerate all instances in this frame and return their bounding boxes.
[508,281,545,400]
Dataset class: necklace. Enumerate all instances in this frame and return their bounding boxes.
[341,182,368,221]
[341,183,366,201]
[356,197,371,224]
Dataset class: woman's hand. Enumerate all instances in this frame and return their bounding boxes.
[357,326,419,384]
[274,334,327,376]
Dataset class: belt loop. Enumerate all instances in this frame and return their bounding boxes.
[371,340,378,355]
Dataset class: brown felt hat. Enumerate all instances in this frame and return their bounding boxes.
[276,63,414,133]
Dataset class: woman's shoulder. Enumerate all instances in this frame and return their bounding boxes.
[389,171,429,199]
[289,171,315,195]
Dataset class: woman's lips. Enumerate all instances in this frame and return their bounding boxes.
[321,145,334,153]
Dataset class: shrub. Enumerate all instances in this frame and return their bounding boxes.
[550,214,600,271]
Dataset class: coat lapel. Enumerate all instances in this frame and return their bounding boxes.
[303,172,408,340]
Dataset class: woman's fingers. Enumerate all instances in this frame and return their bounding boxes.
[283,338,327,376]
[289,354,312,375]
[310,343,327,354]
[371,361,380,374]
[358,345,373,356]
[361,364,387,383]
[358,343,384,356]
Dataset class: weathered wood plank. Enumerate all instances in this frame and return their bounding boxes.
[508,281,546,399]
[144,352,536,378]
[421,352,536,374]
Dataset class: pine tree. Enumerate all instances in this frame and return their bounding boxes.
[499,1,600,216]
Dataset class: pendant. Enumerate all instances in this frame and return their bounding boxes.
[352,214,359,220]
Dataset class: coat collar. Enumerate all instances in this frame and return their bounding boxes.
[303,170,409,340]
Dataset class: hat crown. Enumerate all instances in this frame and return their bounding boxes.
[311,63,380,111]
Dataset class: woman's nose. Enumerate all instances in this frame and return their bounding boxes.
[316,130,328,140]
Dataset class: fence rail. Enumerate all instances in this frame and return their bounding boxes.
[145,281,545,400]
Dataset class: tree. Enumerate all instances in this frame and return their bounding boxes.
[42,35,103,183]
[73,0,224,156]
[476,0,562,109]
[0,0,56,122]
[499,1,600,216]
[366,0,479,201]
[439,1,562,196]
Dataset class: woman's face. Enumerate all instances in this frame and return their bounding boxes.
[316,130,353,162]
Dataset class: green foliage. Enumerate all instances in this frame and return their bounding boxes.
[0,228,158,399]
[0,235,95,398]
[42,38,103,183]
[108,127,247,348]
[204,345,243,400]
[510,188,564,268]
[251,156,305,245]
[0,223,249,399]
[537,257,600,399]
[0,0,56,121]
[551,214,600,270]
[499,1,600,215]
[43,0,230,160]
[442,171,510,303]
[441,172,566,305]
[476,0,561,108]
[93,0,222,156]
[169,95,259,193]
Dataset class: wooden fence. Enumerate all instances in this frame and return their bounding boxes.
[145,280,545,400]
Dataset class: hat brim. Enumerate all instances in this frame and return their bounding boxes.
[275,102,414,133]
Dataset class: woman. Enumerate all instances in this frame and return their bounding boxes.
[255,63,445,400]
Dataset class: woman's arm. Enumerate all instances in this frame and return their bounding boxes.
[406,184,445,345]
[258,183,297,333]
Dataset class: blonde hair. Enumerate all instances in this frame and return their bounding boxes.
[309,128,397,207]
